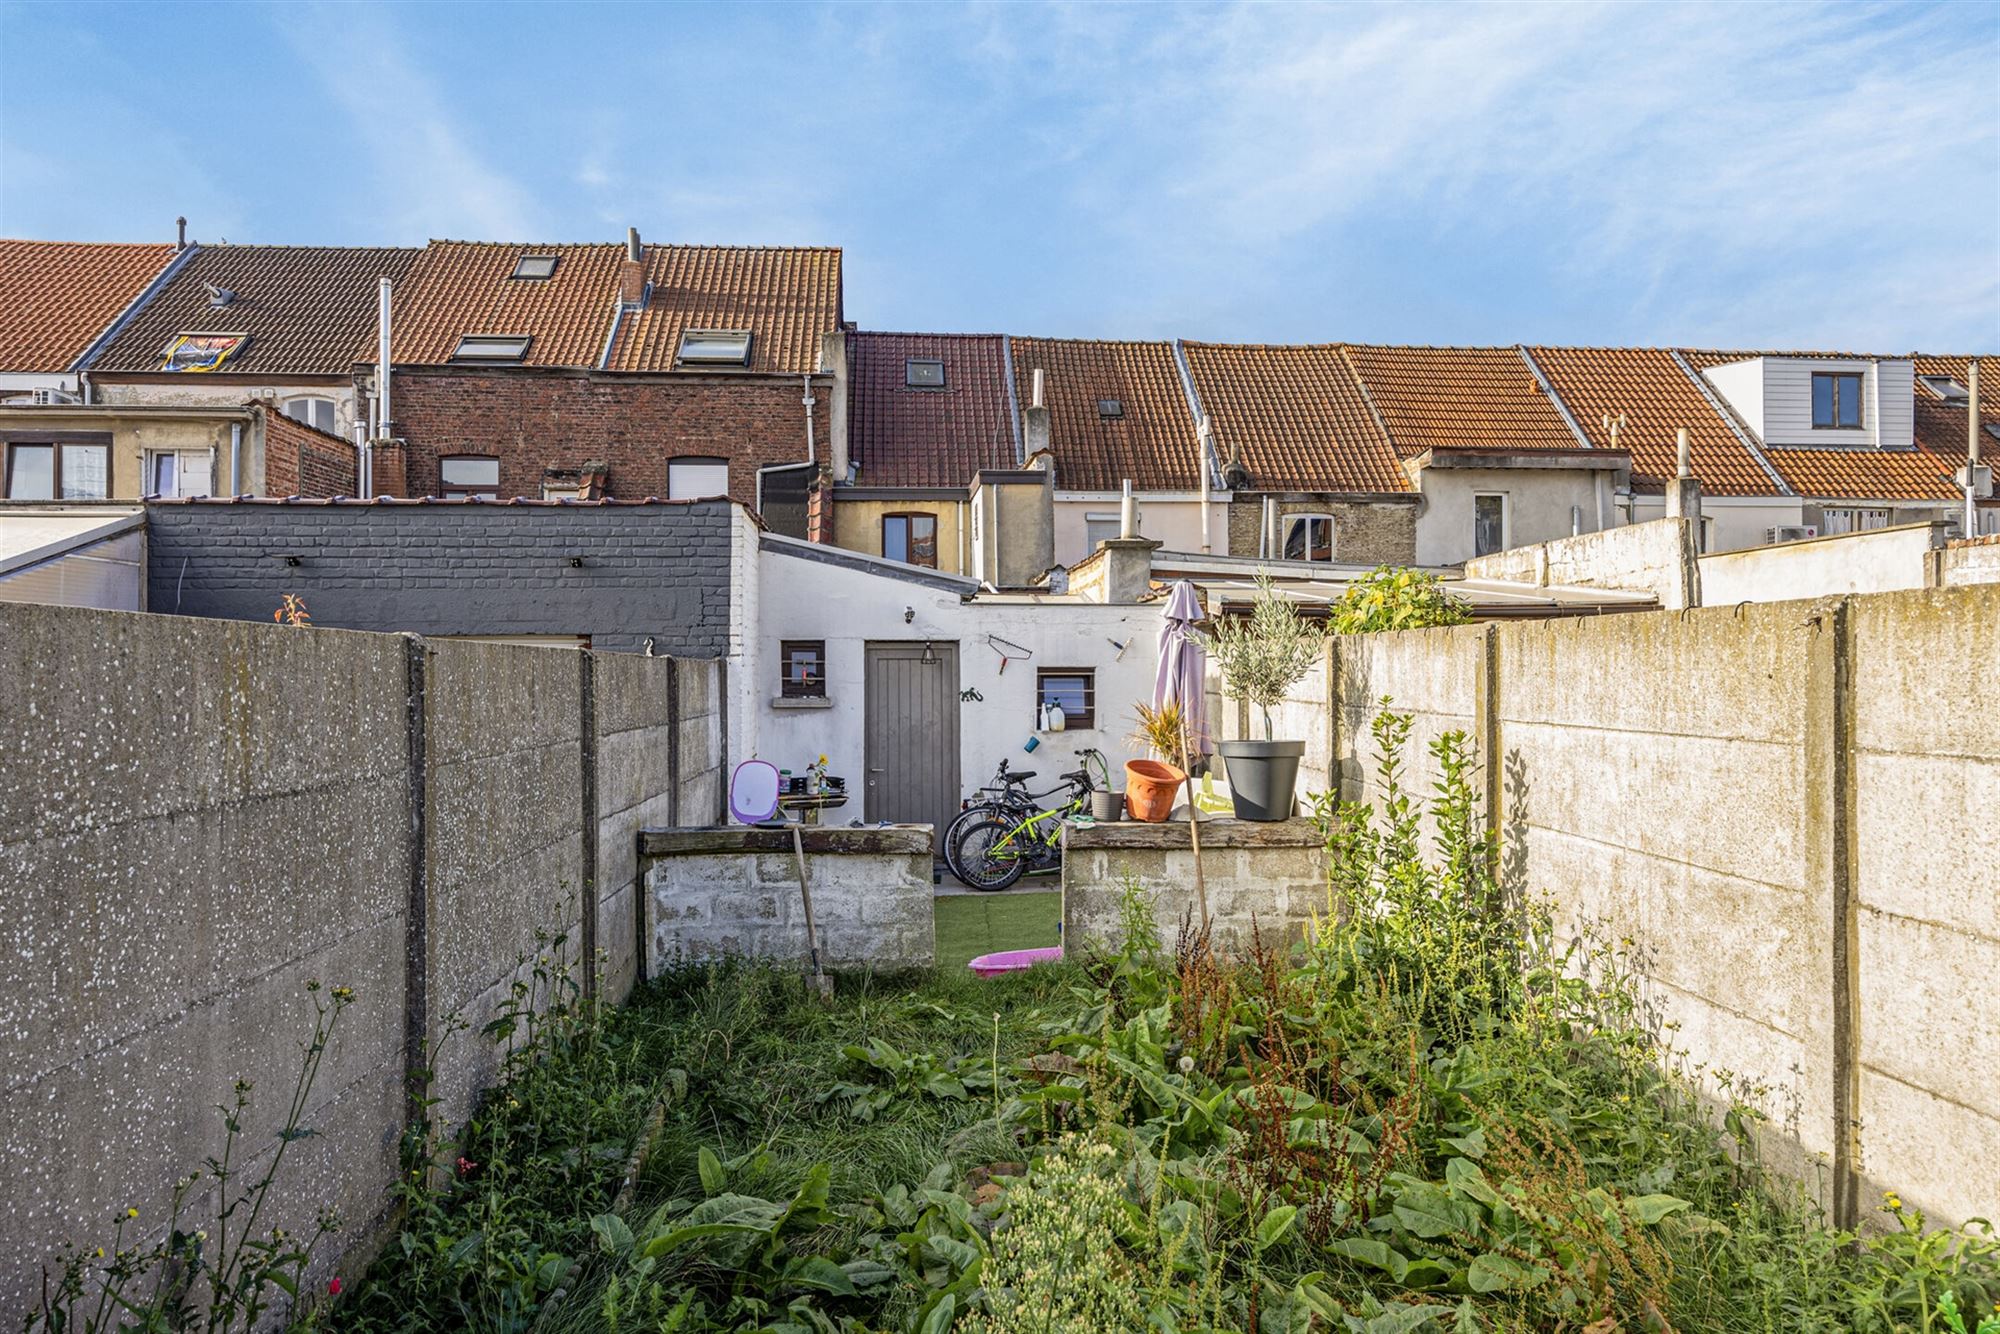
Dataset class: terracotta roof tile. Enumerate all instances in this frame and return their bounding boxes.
[1912,355,2000,464]
[1007,337,1198,492]
[1181,342,1408,493]
[383,242,624,368]
[94,245,419,376]
[1529,346,1778,496]
[848,332,1016,487]
[1343,345,1586,458]
[611,245,841,374]
[0,240,179,373]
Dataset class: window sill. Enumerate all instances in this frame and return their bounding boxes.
[770,696,834,710]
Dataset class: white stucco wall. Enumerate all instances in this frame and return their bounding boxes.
[1415,467,1613,566]
[1697,523,1945,604]
[1628,494,1805,554]
[743,541,1168,815]
[1053,492,1215,570]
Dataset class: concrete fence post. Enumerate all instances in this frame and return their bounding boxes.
[1474,626,1502,856]
[1803,598,1862,1228]
[578,649,600,1003]
[715,659,730,826]
[1323,636,1338,800]
[401,634,430,1129]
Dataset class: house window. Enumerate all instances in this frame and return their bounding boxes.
[1473,493,1507,557]
[667,457,729,500]
[1918,375,1967,404]
[4,441,110,499]
[282,396,337,434]
[676,329,753,366]
[146,448,215,498]
[1084,512,1123,550]
[1282,513,1335,562]
[511,254,559,280]
[781,640,826,698]
[882,512,938,567]
[451,334,532,362]
[1097,398,1124,420]
[1823,507,1890,535]
[1036,668,1095,730]
[1812,372,1863,429]
[440,455,500,499]
[905,358,946,388]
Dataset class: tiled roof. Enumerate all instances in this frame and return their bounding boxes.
[0,240,179,373]
[1181,342,1409,493]
[1343,345,1586,458]
[1912,355,1999,463]
[94,245,419,376]
[1530,346,1779,496]
[610,245,842,374]
[847,332,1016,487]
[1008,337,1198,491]
[382,242,625,368]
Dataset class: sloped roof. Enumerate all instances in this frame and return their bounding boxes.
[847,332,1016,487]
[381,242,624,368]
[1180,342,1409,493]
[1007,337,1198,491]
[0,240,179,373]
[94,245,419,376]
[1343,345,1586,458]
[1529,346,1780,496]
[610,245,842,374]
[1912,355,2000,463]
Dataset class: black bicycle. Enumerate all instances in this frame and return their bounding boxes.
[941,750,1103,882]
[947,761,1097,892]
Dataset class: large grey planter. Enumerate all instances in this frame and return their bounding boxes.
[1218,740,1306,821]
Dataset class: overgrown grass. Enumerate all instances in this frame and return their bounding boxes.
[933,890,1061,969]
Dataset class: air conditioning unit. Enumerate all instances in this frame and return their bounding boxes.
[30,387,81,406]
[1766,525,1817,544]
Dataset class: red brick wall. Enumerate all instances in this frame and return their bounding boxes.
[263,409,359,498]
[384,367,832,507]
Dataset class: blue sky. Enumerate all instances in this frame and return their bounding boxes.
[2,1,1996,351]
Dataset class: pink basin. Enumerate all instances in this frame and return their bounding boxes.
[967,946,1064,977]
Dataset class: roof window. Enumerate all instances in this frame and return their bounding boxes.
[511,254,559,280]
[1919,374,1969,403]
[1097,398,1124,420]
[451,334,532,363]
[677,329,753,366]
[906,358,946,388]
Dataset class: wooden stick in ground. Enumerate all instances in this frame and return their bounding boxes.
[1180,733,1210,929]
[791,823,834,1001]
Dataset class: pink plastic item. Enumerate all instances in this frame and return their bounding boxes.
[967,946,1064,977]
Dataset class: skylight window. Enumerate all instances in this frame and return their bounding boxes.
[451,334,532,362]
[1097,398,1124,420]
[905,358,946,388]
[677,329,753,366]
[511,254,559,280]
[1919,375,1969,404]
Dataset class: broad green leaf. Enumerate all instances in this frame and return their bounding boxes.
[1326,1235,1409,1281]
[1466,1252,1548,1293]
[1626,1193,1692,1225]
[1256,1204,1299,1251]
[917,1292,956,1334]
[697,1146,726,1196]
[781,1255,858,1296]
[1392,1183,1476,1239]
[1444,1158,1499,1208]
[840,1258,899,1289]
[590,1212,634,1256]
[1361,1304,1444,1334]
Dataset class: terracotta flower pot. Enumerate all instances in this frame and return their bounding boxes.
[1124,759,1186,823]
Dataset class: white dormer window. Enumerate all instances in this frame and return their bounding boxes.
[1812,372,1863,429]
[1919,375,1969,404]
[677,329,752,366]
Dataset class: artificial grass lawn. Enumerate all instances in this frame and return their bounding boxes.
[931,889,1061,969]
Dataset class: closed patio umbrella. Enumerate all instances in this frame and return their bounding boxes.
[1154,579,1210,926]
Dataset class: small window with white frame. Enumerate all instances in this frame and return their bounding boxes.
[676,329,752,367]
[667,456,729,500]
[1473,493,1507,557]
[1282,513,1335,562]
[440,455,500,499]
[1822,507,1890,535]
[1917,375,1967,404]
[1811,371,1864,429]
[511,254,559,280]
[282,396,337,434]
[451,334,532,363]
[147,448,215,498]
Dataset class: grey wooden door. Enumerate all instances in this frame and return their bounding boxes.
[863,641,960,837]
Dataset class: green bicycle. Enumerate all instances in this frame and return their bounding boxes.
[948,764,1095,891]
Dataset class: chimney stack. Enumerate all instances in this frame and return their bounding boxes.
[618,227,647,307]
[1666,426,1704,548]
[176,216,187,251]
[1022,368,1051,460]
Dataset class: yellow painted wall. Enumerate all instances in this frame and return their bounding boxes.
[0,411,242,499]
[830,497,966,574]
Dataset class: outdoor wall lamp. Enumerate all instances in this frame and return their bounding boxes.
[904,606,915,623]
[567,555,586,568]
[283,555,301,567]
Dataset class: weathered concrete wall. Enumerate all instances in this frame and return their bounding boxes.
[0,602,719,1318]
[1313,584,2000,1230]
[1698,522,1945,605]
[1464,517,1697,610]
[1062,818,1331,955]
[641,826,935,972]
[1937,532,2000,587]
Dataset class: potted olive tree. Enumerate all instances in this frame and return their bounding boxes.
[1211,576,1324,820]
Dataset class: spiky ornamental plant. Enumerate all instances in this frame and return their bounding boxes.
[1209,573,1325,739]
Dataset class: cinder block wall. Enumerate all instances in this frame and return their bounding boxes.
[0,602,721,1316]
[1308,586,1998,1230]
[1062,820,1331,955]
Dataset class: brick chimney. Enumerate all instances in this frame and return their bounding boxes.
[370,440,409,499]
[619,227,647,307]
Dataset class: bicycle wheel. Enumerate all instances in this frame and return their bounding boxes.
[940,804,987,881]
[951,816,1027,891]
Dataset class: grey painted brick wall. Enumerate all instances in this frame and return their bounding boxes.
[144,501,734,657]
